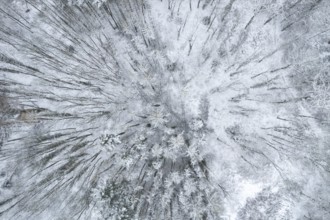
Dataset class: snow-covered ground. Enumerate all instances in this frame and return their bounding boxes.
[0,0,330,219]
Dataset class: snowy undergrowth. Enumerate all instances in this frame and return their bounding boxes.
[0,0,329,219]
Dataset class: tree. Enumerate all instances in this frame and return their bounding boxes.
[0,0,330,219]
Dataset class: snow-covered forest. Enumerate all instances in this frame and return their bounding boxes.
[0,0,329,219]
